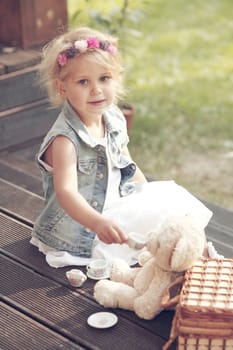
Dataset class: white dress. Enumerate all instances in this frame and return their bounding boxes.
[30,136,213,267]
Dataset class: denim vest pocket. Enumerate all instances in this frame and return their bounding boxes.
[78,158,97,174]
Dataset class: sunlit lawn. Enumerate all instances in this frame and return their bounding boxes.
[68,0,233,209]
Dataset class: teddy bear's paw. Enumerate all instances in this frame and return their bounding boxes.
[110,259,130,282]
[137,250,153,266]
[134,297,161,320]
[94,280,119,308]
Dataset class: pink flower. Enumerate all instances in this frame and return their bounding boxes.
[107,45,117,55]
[74,40,88,53]
[57,53,67,66]
[87,37,100,49]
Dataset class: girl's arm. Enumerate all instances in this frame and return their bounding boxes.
[123,146,148,183]
[45,135,127,244]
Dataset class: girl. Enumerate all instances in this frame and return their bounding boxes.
[31,27,218,268]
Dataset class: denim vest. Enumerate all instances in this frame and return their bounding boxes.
[32,101,136,257]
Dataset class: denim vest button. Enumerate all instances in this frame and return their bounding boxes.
[85,228,91,233]
[131,164,136,170]
[92,201,98,207]
[97,172,104,179]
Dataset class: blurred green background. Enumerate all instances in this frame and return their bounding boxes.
[68,0,233,210]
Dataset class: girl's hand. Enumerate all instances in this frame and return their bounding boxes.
[94,218,128,245]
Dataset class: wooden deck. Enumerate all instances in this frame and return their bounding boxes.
[0,138,233,350]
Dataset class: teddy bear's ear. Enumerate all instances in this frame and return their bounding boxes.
[170,237,203,271]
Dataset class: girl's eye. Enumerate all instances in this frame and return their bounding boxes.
[100,75,111,82]
[78,79,88,85]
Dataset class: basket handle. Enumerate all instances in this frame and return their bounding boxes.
[161,275,184,309]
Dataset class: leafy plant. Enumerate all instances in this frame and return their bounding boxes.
[69,0,146,53]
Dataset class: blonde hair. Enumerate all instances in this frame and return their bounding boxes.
[39,27,125,107]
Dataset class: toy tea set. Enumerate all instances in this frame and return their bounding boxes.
[65,231,147,287]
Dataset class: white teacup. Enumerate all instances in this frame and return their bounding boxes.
[87,259,109,278]
[127,232,147,250]
[66,269,87,287]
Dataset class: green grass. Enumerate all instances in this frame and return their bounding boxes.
[68,0,233,210]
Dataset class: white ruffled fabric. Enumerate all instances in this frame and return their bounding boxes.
[30,181,214,268]
[207,241,224,259]
[30,236,139,267]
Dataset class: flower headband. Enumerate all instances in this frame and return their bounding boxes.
[57,37,117,67]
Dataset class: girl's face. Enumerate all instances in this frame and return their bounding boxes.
[57,54,117,122]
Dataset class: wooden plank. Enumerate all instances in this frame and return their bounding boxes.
[0,153,40,178]
[0,303,85,350]
[0,99,58,149]
[203,199,233,230]
[0,63,5,75]
[0,135,42,165]
[0,162,42,196]
[0,179,43,223]
[0,255,169,350]
[203,200,233,257]
[206,224,233,258]
[206,223,233,247]
[0,136,42,180]
[0,211,73,286]
[0,66,44,111]
[0,49,41,73]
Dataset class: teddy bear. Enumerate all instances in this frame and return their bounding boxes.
[94,215,206,320]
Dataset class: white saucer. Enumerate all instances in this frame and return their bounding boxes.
[87,312,118,329]
[86,271,110,280]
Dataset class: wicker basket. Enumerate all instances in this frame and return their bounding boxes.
[163,259,233,350]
